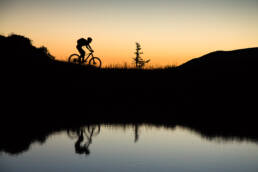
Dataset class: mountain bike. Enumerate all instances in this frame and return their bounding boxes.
[68,51,102,68]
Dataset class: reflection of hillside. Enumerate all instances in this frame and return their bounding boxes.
[0,127,56,155]
[1,121,258,155]
[183,126,258,144]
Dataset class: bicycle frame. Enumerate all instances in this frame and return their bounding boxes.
[83,52,94,63]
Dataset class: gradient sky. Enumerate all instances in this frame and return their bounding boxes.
[1,0,258,66]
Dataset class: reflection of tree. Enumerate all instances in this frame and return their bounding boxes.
[67,125,101,156]
[134,124,140,143]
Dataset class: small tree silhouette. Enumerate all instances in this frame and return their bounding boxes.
[133,42,150,68]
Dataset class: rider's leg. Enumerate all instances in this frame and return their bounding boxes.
[77,46,85,63]
[80,52,85,63]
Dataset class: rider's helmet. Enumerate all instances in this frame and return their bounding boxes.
[87,37,92,42]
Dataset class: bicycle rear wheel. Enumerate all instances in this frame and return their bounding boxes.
[68,54,80,64]
[89,57,102,68]
[67,129,80,139]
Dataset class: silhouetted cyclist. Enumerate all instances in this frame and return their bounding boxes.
[76,37,94,63]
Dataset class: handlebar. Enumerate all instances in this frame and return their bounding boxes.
[88,50,94,55]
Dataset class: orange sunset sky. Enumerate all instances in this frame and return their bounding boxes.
[1,0,258,67]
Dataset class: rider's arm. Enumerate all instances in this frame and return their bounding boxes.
[86,45,93,52]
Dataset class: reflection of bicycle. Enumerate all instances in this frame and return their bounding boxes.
[85,125,101,138]
[67,125,100,139]
[68,51,102,68]
[67,125,101,156]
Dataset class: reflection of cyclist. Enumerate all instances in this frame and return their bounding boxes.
[70,125,100,156]
[75,130,90,155]
[76,37,94,63]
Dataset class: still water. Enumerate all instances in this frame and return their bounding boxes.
[1,125,258,172]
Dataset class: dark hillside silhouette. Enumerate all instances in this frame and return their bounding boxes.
[1,34,61,105]
[1,34,257,108]
[178,47,258,74]
[172,47,258,117]
[1,34,54,65]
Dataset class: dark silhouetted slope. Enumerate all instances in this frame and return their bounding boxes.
[178,47,258,74]
[1,34,54,65]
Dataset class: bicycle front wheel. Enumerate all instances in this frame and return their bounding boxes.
[87,125,101,136]
[68,54,80,64]
[89,57,102,68]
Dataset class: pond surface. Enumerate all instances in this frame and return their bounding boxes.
[1,124,258,172]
